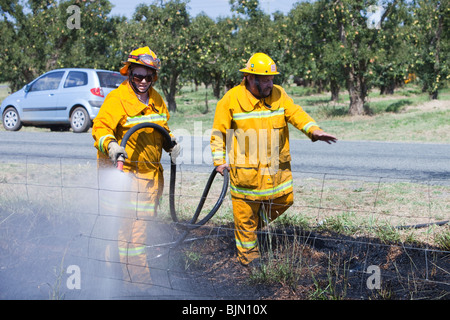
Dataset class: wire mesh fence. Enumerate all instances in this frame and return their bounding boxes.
[0,155,448,300]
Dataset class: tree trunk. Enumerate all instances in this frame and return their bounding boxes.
[166,93,177,112]
[430,90,439,100]
[194,79,199,92]
[348,86,365,116]
[316,79,324,94]
[337,7,367,116]
[330,79,340,102]
[161,71,179,112]
[347,64,367,116]
[213,74,221,99]
[380,81,395,95]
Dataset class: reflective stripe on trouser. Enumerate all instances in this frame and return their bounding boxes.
[118,171,164,284]
[231,192,294,265]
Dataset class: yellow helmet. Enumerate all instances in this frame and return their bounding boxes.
[239,52,280,75]
[120,46,161,79]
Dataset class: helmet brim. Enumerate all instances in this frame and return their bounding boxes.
[120,62,130,76]
[239,68,280,75]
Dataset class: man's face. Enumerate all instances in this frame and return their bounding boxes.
[247,74,274,99]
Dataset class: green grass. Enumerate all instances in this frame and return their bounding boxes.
[167,83,450,144]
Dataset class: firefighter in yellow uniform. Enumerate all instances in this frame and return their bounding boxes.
[92,46,180,286]
[211,53,337,266]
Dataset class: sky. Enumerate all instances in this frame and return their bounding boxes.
[108,0,300,19]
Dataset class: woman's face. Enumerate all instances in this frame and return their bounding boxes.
[129,66,155,93]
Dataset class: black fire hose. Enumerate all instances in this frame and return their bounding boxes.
[395,220,449,230]
[118,122,229,235]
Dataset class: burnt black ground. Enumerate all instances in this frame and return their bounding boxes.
[0,209,449,300]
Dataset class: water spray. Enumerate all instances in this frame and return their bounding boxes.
[118,122,229,248]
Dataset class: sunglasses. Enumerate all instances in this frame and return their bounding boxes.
[132,73,154,83]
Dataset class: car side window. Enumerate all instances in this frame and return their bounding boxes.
[29,71,65,92]
[64,71,88,88]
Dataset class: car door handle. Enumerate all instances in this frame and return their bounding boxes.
[49,93,54,96]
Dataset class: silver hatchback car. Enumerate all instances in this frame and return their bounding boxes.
[1,68,126,133]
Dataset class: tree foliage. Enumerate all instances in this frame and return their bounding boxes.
[0,0,448,114]
[410,0,449,99]
[0,0,119,91]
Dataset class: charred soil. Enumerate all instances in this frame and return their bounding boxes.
[0,210,449,300]
[183,225,450,300]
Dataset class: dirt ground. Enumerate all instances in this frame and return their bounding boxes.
[186,225,450,300]
[1,208,448,300]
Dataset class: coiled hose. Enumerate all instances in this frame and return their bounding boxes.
[119,122,228,241]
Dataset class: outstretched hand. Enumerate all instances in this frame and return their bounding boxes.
[311,130,338,144]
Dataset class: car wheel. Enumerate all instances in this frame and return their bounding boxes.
[70,106,91,133]
[2,107,22,131]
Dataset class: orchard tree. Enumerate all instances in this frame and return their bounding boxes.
[312,1,348,100]
[121,0,191,112]
[266,10,292,85]
[229,0,269,86]
[189,14,244,99]
[0,0,119,91]
[286,1,337,94]
[313,0,405,115]
[372,1,414,95]
[65,1,124,71]
[229,0,289,85]
[187,13,218,91]
[410,0,449,99]
[186,12,236,99]
[213,16,245,94]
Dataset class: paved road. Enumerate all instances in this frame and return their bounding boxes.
[1,130,449,184]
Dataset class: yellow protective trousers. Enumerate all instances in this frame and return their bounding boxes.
[231,192,293,265]
[117,170,164,285]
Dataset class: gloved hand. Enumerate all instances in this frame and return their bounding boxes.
[169,137,181,161]
[108,141,128,165]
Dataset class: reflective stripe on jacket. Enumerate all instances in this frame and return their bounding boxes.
[92,81,172,176]
[211,79,321,200]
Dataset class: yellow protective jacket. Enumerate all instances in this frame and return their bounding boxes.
[210,79,321,201]
[92,81,172,177]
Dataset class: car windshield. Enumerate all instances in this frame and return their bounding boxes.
[96,72,126,88]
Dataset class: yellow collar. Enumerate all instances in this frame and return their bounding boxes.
[120,81,156,116]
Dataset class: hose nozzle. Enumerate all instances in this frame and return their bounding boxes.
[116,154,125,171]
